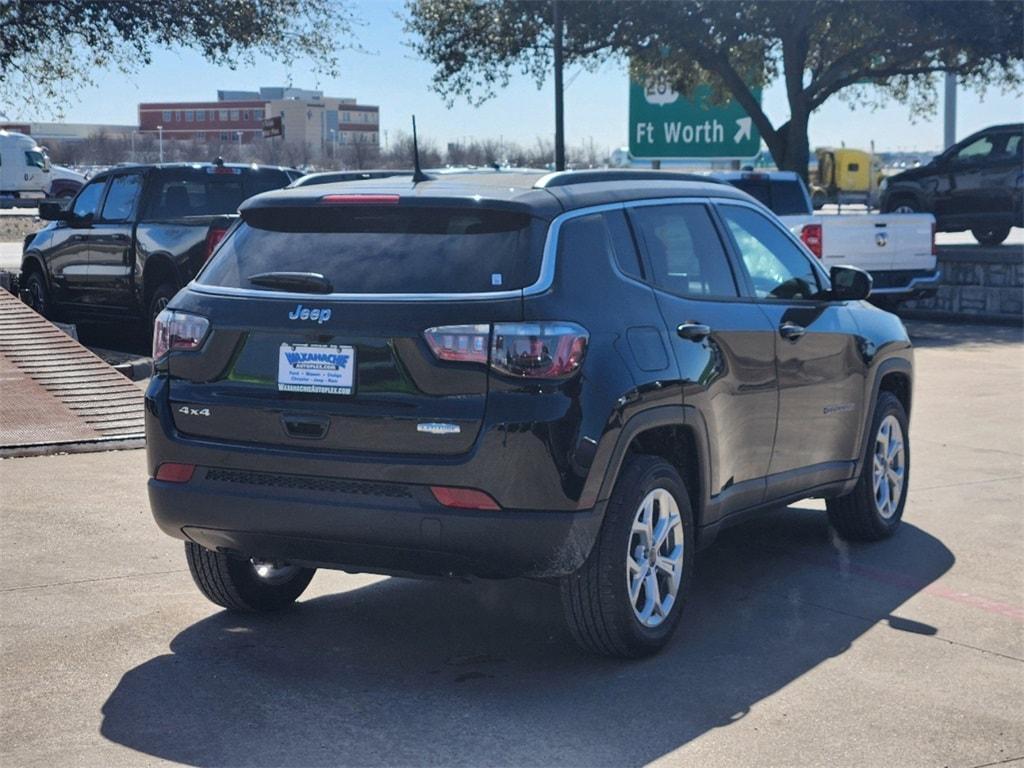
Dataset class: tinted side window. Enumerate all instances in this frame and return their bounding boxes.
[630,204,737,298]
[144,168,291,218]
[718,205,823,301]
[558,210,643,280]
[954,135,994,162]
[72,179,106,218]
[100,174,143,221]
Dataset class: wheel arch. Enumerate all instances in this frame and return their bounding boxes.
[142,253,183,307]
[856,356,913,477]
[884,185,928,213]
[593,406,709,530]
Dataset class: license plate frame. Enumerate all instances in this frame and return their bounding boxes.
[277,343,355,395]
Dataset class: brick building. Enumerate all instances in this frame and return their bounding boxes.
[138,86,379,151]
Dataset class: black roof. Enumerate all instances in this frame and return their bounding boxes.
[241,169,755,219]
[91,162,297,179]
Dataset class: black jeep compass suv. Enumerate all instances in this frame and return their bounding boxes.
[146,170,914,658]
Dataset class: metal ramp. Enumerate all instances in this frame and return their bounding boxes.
[0,290,145,458]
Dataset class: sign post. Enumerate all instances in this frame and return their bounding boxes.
[629,77,761,161]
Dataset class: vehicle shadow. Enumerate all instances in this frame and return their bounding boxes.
[100,507,953,767]
[902,318,1023,348]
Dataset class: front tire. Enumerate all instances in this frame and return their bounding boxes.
[185,542,315,611]
[885,196,919,214]
[561,455,695,658]
[971,225,1010,247]
[827,391,909,541]
[22,271,51,318]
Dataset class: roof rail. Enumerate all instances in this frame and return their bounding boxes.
[534,169,726,189]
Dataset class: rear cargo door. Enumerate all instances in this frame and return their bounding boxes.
[166,202,542,456]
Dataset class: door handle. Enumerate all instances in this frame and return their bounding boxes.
[677,322,711,342]
[779,322,806,341]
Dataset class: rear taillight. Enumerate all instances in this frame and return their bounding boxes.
[204,226,228,262]
[931,221,937,256]
[423,322,589,380]
[423,324,490,363]
[155,463,195,483]
[800,224,823,258]
[430,486,501,510]
[153,309,210,361]
[491,322,588,379]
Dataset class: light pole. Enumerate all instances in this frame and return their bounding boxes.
[235,131,243,158]
[157,125,163,163]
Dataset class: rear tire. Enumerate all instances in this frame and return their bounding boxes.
[185,542,315,611]
[971,225,1010,246]
[148,282,177,328]
[560,455,695,658]
[827,391,909,541]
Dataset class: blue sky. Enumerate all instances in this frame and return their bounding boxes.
[38,0,1023,155]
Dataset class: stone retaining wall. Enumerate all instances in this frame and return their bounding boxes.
[901,246,1023,324]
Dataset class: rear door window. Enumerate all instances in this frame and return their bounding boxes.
[629,204,738,298]
[558,210,643,280]
[726,177,810,215]
[144,167,291,218]
[198,206,541,294]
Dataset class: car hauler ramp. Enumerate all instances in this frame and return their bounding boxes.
[0,291,144,458]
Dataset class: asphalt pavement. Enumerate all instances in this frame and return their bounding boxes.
[0,320,1022,768]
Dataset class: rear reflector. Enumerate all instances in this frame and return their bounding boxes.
[320,194,400,204]
[800,223,823,258]
[155,463,196,483]
[430,486,501,510]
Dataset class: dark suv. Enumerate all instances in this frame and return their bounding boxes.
[880,123,1023,245]
[147,170,914,658]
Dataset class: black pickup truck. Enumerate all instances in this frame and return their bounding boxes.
[20,162,298,326]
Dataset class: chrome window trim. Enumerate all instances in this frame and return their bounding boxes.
[185,196,736,303]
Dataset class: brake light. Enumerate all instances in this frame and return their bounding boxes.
[155,463,195,483]
[320,194,400,204]
[931,221,937,256]
[204,226,228,262]
[424,324,490,363]
[800,223,823,258]
[430,486,500,510]
[153,309,210,360]
[423,322,589,379]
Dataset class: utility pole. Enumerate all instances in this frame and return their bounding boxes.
[552,0,565,171]
[943,72,957,149]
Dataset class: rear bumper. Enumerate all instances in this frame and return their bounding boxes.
[148,471,604,579]
[870,268,942,296]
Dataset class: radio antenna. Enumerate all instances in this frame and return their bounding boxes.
[411,115,432,184]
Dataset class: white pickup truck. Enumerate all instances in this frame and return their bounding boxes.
[715,171,940,305]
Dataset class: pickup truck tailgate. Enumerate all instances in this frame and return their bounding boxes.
[783,213,935,273]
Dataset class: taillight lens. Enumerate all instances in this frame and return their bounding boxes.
[491,322,588,379]
[931,221,937,256]
[423,322,589,380]
[204,226,228,262]
[430,486,500,510]
[424,324,490,363]
[800,224,823,258]
[153,309,210,361]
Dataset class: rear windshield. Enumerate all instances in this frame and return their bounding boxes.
[727,178,810,216]
[143,167,292,219]
[197,206,541,294]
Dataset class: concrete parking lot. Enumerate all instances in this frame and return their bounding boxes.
[1,319,1021,767]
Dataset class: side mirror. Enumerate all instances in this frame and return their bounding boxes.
[38,201,69,221]
[830,265,872,301]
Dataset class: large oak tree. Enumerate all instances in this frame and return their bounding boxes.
[1,0,355,117]
[405,0,1024,176]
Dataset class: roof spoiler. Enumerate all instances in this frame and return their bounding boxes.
[534,170,727,189]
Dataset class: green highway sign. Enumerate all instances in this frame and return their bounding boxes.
[629,78,762,160]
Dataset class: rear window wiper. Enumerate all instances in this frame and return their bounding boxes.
[247,272,334,294]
